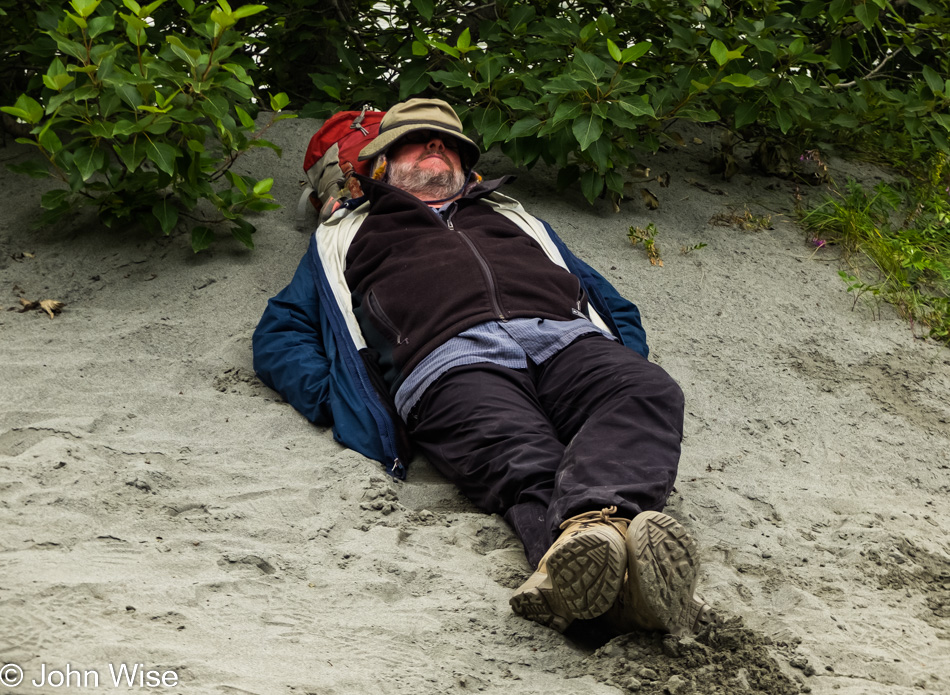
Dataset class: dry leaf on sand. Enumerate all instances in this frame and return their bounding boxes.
[18,298,65,318]
[639,188,660,210]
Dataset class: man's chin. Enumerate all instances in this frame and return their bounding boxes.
[417,159,451,172]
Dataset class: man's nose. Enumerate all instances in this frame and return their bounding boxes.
[425,136,445,151]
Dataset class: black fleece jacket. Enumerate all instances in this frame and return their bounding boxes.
[344,175,588,390]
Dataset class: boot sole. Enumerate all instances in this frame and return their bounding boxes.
[546,527,627,620]
[627,511,709,635]
[509,571,572,633]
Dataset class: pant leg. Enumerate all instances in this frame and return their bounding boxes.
[533,335,684,533]
[407,362,564,565]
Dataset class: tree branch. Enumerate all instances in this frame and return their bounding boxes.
[829,46,905,88]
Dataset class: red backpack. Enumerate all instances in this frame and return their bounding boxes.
[296,106,386,230]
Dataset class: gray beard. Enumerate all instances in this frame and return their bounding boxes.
[387,158,466,201]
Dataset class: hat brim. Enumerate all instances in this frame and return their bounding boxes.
[358,123,480,169]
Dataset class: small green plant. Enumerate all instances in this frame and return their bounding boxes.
[709,206,773,231]
[802,158,950,345]
[680,242,707,255]
[628,223,662,266]
[2,0,295,252]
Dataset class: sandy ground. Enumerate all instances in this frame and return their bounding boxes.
[1,116,949,695]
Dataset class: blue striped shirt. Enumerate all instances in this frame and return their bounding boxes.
[394,317,613,421]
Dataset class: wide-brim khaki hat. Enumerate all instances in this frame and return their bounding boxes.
[358,98,480,169]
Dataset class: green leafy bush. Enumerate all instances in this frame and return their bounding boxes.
[2,0,294,251]
[275,0,950,204]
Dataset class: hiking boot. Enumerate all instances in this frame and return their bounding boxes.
[608,510,713,635]
[510,506,630,632]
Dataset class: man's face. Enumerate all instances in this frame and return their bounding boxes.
[385,130,466,202]
[388,130,463,174]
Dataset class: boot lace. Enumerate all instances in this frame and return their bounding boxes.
[559,506,629,536]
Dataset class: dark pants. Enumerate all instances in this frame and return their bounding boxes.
[406,335,685,568]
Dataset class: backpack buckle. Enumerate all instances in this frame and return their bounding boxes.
[350,104,370,136]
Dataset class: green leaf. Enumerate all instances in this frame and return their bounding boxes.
[710,40,728,66]
[52,34,87,61]
[87,15,115,38]
[269,92,290,111]
[923,65,944,95]
[586,135,611,170]
[580,169,604,204]
[507,116,541,140]
[146,141,179,175]
[477,56,504,84]
[678,106,719,123]
[545,74,584,94]
[66,11,88,28]
[854,2,879,29]
[231,4,265,20]
[152,198,179,234]
[573,51,607,82]
[39,129,64,154]
[734,102,760,129]
[620,41,652,64]
[776,108,793,133]
[142,0,168,15]
[398,62,430,101]
[503,96,536,111]
[230,219,255,249]
[617,95,654,118]
[932,113,950,132]
[411,0,434,21]
[72,85,101,102]
[721,73,757,88]
[43,58,75,92]
[551,101,584,125]
[70,0,103,18]
[234,105,255,129]
[2,94,44,124]
[829,0,850,22]
[457,27,471,51]
[167,35,200,67]
[572,113,603,151]
[89,121,115,138]
[7,160,51,179]
[202,93,229,119]
[191,225,214,252]
[830,37,852,70]
[41,189,72,211]
[73,145,106,181]
[115,139,148,170]
[605,169,624,196]
[252,178,273,195]
[412,41,428,56]
[607,39,622,63]
[249,138,282,156]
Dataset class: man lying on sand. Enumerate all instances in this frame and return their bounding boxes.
[252,98,712,635]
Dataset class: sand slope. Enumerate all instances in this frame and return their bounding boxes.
[1,117,948,695]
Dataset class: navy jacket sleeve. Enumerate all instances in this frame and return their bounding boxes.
[252,252,334,425]
[541,220,650,360]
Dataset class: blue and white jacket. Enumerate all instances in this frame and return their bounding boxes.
[252,182,650,479]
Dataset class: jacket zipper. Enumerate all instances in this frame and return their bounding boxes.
[367,289,409,344]
[445,214,508,321]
